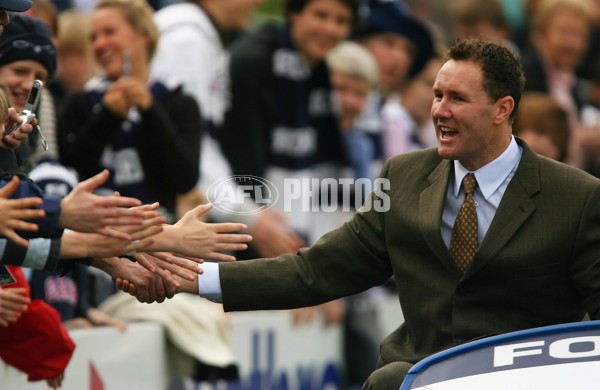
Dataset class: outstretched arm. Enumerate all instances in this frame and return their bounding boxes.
[145,203,252,261]
[59,210,165,259]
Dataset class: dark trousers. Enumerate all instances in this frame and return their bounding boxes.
[362,361,413,390]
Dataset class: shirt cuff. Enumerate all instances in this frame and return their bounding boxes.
[198,262,223,303]
[199,262,223,302]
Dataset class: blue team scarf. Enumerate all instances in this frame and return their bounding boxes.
[270,25,345,170]
[83,75,173,204]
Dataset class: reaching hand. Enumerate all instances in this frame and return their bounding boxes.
[58,170,146,240]
[251,209,305,258]
[134,252,202,283]
[0,176,46,247]
[116,268,199,303]
[95,257,178,304]
[60,203,165,259]
[0,287,30,327]
[169,203,252,261]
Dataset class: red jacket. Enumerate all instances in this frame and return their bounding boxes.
[0,266,75,381]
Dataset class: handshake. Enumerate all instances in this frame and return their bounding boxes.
[0,169,251,304]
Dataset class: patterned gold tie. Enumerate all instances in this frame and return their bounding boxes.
[450,173,478,272]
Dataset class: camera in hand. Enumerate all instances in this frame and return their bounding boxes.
[4,79,43,136]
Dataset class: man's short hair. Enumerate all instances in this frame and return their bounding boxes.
[444,38,525,123]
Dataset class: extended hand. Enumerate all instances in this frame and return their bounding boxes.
[170,203,252,261]
[0,176,45,247]
[81,204,165,258]
[94,257,178,304]
[134,251,202,283]
[116,268,199,303]
[59,170,146,240]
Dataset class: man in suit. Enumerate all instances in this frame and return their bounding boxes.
[118,38,600,389]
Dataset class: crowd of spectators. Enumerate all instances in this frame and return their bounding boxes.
[2,0,600,388]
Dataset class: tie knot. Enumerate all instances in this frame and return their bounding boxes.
[463,173,477,195]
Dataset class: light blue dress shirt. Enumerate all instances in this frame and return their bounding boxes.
[441,136,522,248]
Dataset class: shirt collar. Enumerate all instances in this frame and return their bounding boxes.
[453,136,521,199]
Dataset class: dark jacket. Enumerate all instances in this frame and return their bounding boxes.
[58,82,202,219]
[219,140,600,366]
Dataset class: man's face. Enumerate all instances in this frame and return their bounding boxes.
[216,0,264,31]
[290,0,353,65]
[536,9,589,71]
[0,60,48,111]
[330,71,370,130]
[431,59,510,171]
[362,33,413,92]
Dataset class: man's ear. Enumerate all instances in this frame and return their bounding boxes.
[494,96,515,125]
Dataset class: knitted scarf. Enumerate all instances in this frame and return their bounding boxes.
[270,25,345,170]
[84,75,172,205]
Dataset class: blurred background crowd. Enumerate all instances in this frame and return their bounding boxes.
[3,0,600,388]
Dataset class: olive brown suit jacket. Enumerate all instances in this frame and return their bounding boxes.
[219,139,600,366]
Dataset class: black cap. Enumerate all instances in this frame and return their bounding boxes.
[0,14,56,75]
[0,0,32,12]
[353,0,434,78]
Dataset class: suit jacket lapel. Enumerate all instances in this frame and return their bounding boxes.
[467,141,540,275]
[419,159,457,273]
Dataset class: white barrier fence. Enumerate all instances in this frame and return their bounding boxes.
[0,296,403,390]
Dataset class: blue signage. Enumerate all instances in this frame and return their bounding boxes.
[401,321,600,389]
